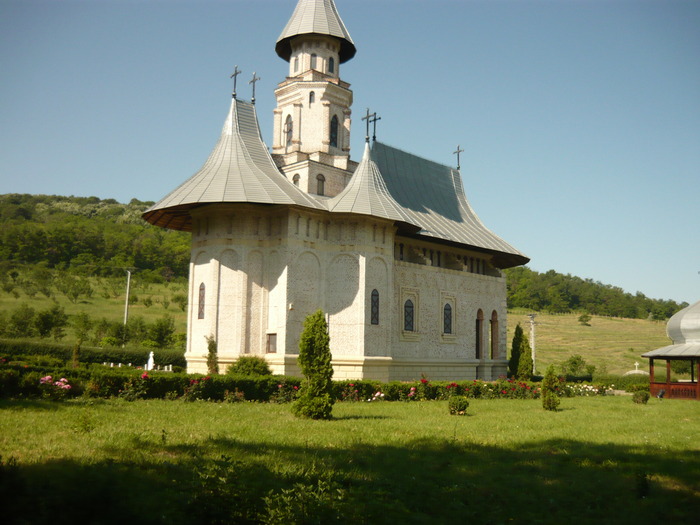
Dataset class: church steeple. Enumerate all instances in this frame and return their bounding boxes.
[272,0,357,198]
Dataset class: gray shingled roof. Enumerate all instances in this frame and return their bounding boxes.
[143,98,323,231]
[372,141,529,268]
[276,0,356,63]
[326,142,419,229]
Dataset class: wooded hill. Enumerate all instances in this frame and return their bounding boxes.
[0,194,688,319]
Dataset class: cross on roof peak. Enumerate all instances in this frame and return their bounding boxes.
[230,65,241,98]
[249,72,261,104]
[453,145,465,170]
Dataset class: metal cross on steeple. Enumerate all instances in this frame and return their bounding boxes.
[453,145,465,170]
[361,108,377,143]
[249,72,261,104]
[230,65,241,98]
[369,112,381,142]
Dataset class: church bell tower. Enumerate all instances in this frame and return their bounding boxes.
[272,0,357,198]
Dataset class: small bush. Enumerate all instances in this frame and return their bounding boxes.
[448,395,469,415]
[633,391,650,404]
[226,355,272,376]
[542,364,561,411]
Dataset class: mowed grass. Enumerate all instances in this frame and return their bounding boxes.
[2,397,699,523]
[508,310,670,375]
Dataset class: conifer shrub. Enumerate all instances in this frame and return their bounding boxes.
[206,336,219,375]
[633,391,650,404]
[292,310,334,420]
[509,323,533,380]
[226,355,272,376]
[448,395,469,415]
[542,364,561,411]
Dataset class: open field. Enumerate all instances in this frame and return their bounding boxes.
[1,397,698,523]
[508,309,670,375]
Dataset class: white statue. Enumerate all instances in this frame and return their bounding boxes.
[147,351,155,371]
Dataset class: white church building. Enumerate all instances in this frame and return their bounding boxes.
[143,0,529,381]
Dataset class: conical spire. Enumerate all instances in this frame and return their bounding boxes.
[327,142,418,228]
[276,0,356,63]
[143,97,323,231]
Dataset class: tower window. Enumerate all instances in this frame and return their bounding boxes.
[316,174,325,196]
[284,115,293,147]
[292,174,300,186]
[330,115,339,148]
[198,283,205,319]
[310,54,317,70]
[404,299,414,332]
[328,57,335,74]
[309,91,315,104]
[294,57,299,73]
[371,289,379,325]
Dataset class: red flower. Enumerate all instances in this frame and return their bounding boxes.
[141,373,149,380]
[420,378,428,384]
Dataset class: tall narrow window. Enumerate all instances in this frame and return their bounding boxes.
[404,299,414,332]
[309,91,315,104]
[330,115,339,147]
[490,311,499,360]
[475,309,484,359]
[198,283,205,319]
[328,57,335,74]
[284,115,293,147]
[292,174,300,187]
[371,289,379,325]
[310,54,317,70]
[316,174,325,196]
[294,57,299,73]
[443,304,452,334]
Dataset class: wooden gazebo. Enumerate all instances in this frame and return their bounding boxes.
[642,300,700,400]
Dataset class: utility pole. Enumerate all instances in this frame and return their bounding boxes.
[527,313,537,374]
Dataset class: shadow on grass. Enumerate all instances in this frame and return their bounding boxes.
[3,427,699,524]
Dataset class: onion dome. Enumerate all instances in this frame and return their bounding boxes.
[143,97,323,231]
[276,0,356,63]
[667,300,700,344]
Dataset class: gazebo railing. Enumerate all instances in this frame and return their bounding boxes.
[649,381,700,400]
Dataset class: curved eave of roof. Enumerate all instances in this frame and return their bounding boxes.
[666,299,700,344]
[642,344,700,359]
[276,0,356,63]
[326,142,420,232]
[371,141,530,269]
[143,98,323,231]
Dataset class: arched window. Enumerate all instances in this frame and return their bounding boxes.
[371,289,379,325]
[309,91,315,104]
[198,283,205,319]
[330,115,339,147]
[292,174,300,187]
[443,303,452,334]
[328,56,335,74]
[284,115,293,147]
[310,54,317,70]
[316,174,325,196]
[490,311,499,359]
[404,299,414,332]
[475,309,484,359]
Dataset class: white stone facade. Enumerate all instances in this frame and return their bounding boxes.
[185,204,508,381]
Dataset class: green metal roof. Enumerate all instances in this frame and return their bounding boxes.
[372,141,529,268]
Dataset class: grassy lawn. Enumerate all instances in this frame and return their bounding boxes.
[2,397,698,524]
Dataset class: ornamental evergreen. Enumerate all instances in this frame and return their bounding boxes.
[292,310,334,420]
[541,364,561,411]
[206,335,219,375]
[509,323,532,380]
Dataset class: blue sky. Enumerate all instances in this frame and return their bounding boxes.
[1,0,698,304]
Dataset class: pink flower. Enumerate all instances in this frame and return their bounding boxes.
[40,376,53,384]
[141,373,149,380]
[293,386,298,390]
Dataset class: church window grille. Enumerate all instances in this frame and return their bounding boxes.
[309,91,315,104]
[198,283,205,319]
[310,54,317,70]
[316,174,325,196]
[404,299,414,332]
[330,115,339,147]
[371,289,379,325]
[328,57,335,74]
[285,115,293,147]
[292,174,300,186]
[443,304,452,334]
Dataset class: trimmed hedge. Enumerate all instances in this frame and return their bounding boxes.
[0,338,186,368]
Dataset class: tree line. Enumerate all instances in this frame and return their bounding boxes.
[504,266,686,320]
